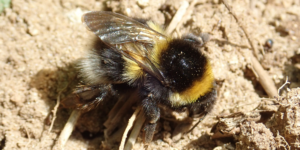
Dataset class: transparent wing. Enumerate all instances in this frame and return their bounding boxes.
[82,11,166,45]
[82,11,168,83]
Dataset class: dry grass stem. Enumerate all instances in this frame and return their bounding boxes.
[222,0,277,97]
[124,111,146,150]
[174,0,198,36]
[104,90,139,137]
[104,94,128,127]
[251,55,277,97]
[165,1,189,35]
[53,110,81,150]
[277,77,290,96]
[119,107,141,150]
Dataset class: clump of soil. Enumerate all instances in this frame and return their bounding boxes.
[268,88,300,149]
[212,88,300,150]
[236,121,276,150]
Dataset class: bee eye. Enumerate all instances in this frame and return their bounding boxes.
[182,33,210,47]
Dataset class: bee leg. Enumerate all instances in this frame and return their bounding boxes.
[141,93,160,144]
[72,85,103,94]
[143,122,157,145]
[61,84,111,111]
[186,88,217,133]
[188,88,216,117]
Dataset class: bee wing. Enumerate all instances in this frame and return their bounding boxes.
[82,11,165,44]
[82,11,168,84]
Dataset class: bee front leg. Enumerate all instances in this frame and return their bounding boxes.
[141,93,160,144]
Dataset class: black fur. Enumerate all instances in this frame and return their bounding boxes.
[160,38,208,92]
[186,84,217,117]
[93,38,125,82]
[144,75,168,101]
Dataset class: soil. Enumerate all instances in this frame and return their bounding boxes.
[0,0,300,149]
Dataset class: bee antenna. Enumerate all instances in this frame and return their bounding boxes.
[186,113,207,134]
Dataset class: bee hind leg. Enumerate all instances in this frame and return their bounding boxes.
[61,84,112,112]
[141,93,160,144]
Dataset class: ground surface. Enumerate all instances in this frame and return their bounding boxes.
[0,0,300,150]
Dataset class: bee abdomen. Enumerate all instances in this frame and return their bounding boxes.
[79,40,125,84]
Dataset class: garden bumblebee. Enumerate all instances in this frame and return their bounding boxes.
[62,11,216,144]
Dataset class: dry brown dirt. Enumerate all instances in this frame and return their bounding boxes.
[0,0,300,149]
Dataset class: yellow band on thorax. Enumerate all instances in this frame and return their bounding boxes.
[169,62,214,107]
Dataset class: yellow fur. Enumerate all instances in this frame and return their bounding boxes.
[122,56,144,84]
[169,62,214,107]
[147,21,165,34]
[147,21,170,68]
[151,39,169,67]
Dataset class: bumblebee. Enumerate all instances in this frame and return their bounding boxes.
[62,11,216,143]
